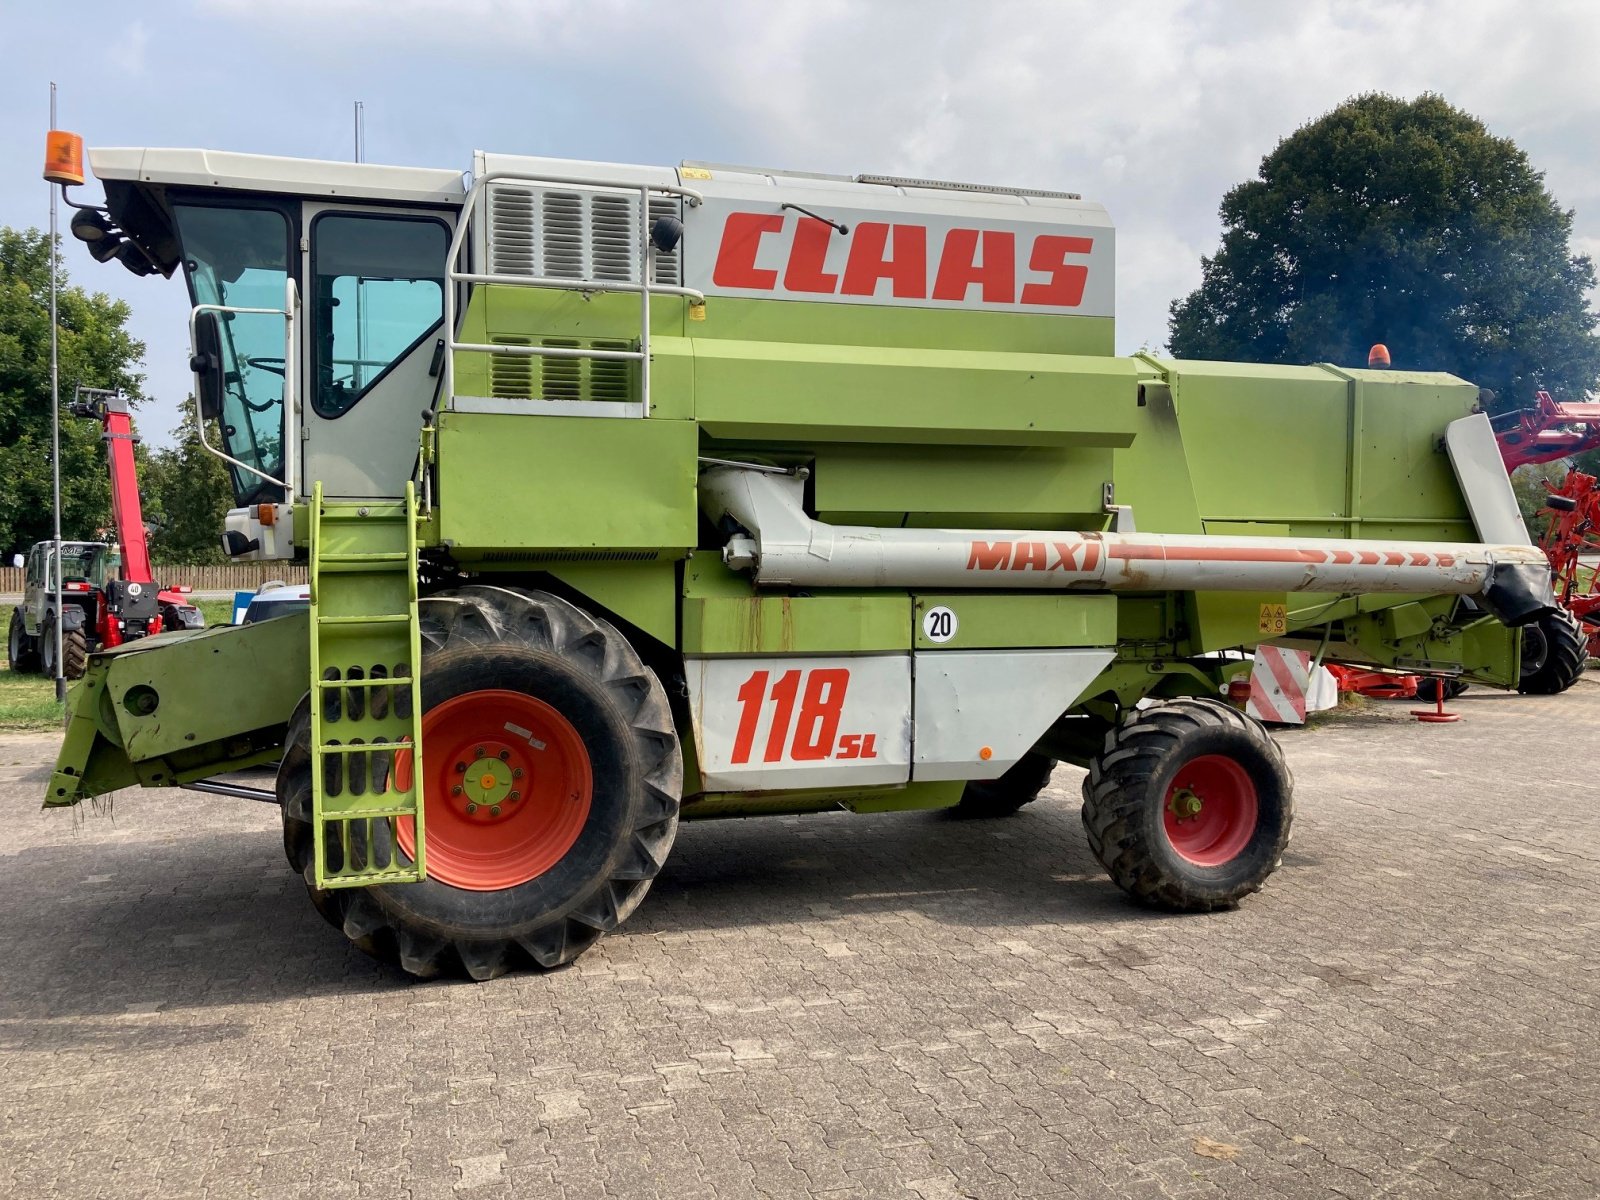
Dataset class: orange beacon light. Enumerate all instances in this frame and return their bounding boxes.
[44,130,85,186]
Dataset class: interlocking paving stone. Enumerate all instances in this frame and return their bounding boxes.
[2,679,1598,1198]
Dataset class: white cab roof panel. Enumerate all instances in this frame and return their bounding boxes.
[89,147,466,205]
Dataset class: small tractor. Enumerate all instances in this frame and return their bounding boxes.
[6,388,203,679]
[43,132,1555,980]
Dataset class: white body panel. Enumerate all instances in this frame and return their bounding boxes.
[1446,412,1534,546]
[90,147,465,205]
[911,648,1116,781]
[688,654,912,791]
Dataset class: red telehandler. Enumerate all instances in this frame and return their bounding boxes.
[70,387,207,649]
[7,388,204,680]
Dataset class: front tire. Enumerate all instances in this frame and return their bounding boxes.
[1081,698,1293,911]
[1518,609,1587,695]
[7,610,39,673]
[279,586,682,980]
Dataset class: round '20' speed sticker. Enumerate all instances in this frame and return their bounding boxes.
[922,605,958,643]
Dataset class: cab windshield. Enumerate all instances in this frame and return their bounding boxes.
[172,203,291,504]
[57,543,111,589]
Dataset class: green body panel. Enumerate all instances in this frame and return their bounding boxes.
[1145,358,1479,540]
[47,616,309,806]
[683,557,909,654]
[690,296,1114,357]
[694,341,1138,447]
[543,560,679,647]
[435,411,698,556]
[912,594,1117,649]
[811,443,1111,527]
[683,780,965,821]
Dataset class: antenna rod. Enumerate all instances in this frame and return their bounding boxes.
[354,100,364,163]
[48,82,65,703]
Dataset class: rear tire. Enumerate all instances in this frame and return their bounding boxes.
[61,627,88,680]
[1081,698,1293,911]
[279,586,682,981]
[7,610,39,673]
[952,752,1055,818]
[1517,609,1587,695]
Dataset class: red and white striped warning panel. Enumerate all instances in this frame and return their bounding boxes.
[1246,644,1313,725]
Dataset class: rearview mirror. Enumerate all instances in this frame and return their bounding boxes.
[190,311,224,420]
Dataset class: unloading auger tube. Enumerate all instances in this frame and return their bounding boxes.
[699,467,1555,625]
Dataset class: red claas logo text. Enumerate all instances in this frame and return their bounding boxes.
[712,212,1095,308]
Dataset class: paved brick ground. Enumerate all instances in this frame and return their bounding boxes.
[2,680,1597,1199]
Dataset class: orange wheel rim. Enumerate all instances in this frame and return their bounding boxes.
[395,689,592,891]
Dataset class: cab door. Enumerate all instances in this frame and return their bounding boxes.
[299,204,456,500]
[23,545,44,632]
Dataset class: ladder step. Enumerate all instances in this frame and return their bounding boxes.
[315,676,411,688]
[315,614,412,626]
[319,552,409,563]
[315,741,414,754]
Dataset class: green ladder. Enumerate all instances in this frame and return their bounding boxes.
[309,481,427,888]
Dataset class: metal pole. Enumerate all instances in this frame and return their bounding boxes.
[354,100,363,163]
[49,82,65,704]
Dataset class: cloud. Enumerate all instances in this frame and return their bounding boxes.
[194,0,1600,356]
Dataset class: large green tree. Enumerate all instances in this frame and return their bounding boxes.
[1169,94,1600,411]
[0,226,146,558]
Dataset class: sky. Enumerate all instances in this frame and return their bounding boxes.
[3,0,1599,447]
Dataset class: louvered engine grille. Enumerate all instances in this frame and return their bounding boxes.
[488,336,634,403]
[487,185,681,285]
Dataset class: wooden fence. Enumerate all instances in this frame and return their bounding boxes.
[0,562,307,594]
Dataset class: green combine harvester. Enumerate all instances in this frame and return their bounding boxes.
[45,139,1554,979]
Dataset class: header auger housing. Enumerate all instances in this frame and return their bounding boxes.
[48,141,1551,980]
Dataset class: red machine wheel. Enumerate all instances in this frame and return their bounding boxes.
[1161,754,1259,867]
[395,691,593,890]
[1082,698,1293,911]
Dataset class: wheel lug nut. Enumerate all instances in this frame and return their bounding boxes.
[466,802,478,814]
[451,785,463,796]
[490,805,501,817]
[512,768,524,779]
[498,749,510,761]
[475,746,485,758]
[454,762,466,774]
[508,790,520,801]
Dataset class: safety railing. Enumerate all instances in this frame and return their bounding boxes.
[442,171,706,417]
[187,277,300,500]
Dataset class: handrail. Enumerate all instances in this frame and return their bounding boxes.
[187,276,298,498]
[442,170,706,418]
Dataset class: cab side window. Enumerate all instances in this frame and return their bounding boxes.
[310,214,448,418]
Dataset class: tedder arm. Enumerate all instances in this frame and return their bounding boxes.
[1494,390,1600,472]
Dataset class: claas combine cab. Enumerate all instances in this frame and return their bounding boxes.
[46,140,1553,979]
